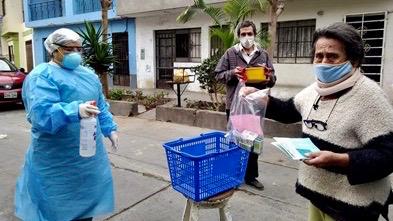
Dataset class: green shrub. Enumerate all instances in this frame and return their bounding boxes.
[194,56,226,111]
[120,90,170,110]
[109,88,123,100]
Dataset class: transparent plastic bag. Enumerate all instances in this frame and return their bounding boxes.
[226,82,269,154]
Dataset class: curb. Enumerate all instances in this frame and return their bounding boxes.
[156,105,302,137]
[108,100,138,117]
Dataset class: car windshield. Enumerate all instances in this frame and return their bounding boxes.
[0,59,17,72]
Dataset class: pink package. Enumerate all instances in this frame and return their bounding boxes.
[230,114,263,135]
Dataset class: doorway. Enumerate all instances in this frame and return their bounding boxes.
[155,28,201,89]
[25,40,33,72]
[112,32,130,87]
[155,30,175,89]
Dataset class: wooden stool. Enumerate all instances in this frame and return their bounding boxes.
[182,189,235,221]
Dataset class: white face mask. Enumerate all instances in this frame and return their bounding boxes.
[240,36,255,49]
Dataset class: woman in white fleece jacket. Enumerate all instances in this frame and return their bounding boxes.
[244,22,393,221]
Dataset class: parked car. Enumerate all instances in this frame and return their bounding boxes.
[0,57,26,105]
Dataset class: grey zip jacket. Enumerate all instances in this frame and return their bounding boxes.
[214,44,276,109]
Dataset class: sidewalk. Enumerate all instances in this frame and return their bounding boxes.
[0,110,391,221]
[0,110,306,221]
[102,116,308,221]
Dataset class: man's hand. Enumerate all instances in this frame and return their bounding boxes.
[257,63,274,85]
[303,151,349,168]
[234,66,246,81]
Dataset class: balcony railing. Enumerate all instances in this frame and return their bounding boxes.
[74,0,113,14]
[117,0,224,15]
[74,0,100,14]
[29,0,62,21]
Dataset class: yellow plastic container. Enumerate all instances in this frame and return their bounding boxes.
[245,67,266,83]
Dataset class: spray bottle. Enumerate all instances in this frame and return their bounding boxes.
[79,101,97,157]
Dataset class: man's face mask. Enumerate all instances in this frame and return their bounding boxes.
[240,36,255,49]
[313,61,353,83]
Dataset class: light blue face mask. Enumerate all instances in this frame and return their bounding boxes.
[313,61,353,83]
[62,52,82,70]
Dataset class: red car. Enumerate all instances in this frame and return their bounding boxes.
[0,58,26,105]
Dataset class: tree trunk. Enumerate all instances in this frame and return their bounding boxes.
[100,71,109,98]
[267,0,285,60]
[267,0,278,59]
[100,0,112,98]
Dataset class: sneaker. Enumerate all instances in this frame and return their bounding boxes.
[245,179,264,190]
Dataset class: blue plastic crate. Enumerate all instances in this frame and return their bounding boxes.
[163,131,249,202]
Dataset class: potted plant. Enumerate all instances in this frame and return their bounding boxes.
[78,21,117,98]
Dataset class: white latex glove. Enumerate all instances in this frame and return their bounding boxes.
[109,131,119,152]
[79,101,100,118]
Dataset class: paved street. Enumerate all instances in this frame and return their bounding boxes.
[0,106,391,221]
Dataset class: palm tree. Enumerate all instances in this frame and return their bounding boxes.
[99,0,112,97]
[177,0,286,58]
[78,21,117,98]
[178,0,266,53]
[101,0,112,43]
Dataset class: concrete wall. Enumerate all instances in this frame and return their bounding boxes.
[132,0,393,94]
[133,9,314,91]
[277,0,393,90]
[0,0,32,70]
[135,13,211,90]
[117,0,225,16]
[1,0,23,35]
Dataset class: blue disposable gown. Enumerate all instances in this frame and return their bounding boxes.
[15,63,117,221]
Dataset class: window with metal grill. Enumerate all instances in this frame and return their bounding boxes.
[262,19,315,64]
[345,12,386,84]
[174,28,201,62]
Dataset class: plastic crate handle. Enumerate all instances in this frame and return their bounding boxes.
[165,144,239,160]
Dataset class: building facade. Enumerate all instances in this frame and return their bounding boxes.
[1,0,33,72]
[117,0,393,97]
[23,0,137,88]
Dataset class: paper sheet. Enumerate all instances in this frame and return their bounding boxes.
[272,137,320,160]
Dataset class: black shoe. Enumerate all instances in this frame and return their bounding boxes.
[245,179,264,190]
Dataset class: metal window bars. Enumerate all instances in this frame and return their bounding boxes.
[29,0,62,21]
[74,0,111,14]
[345,12,387,84]
[275,20,316,64]
[261,20,316,64]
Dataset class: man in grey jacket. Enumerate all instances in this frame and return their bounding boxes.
[215,20,276,190]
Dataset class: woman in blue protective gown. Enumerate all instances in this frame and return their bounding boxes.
[14,28,119,221]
